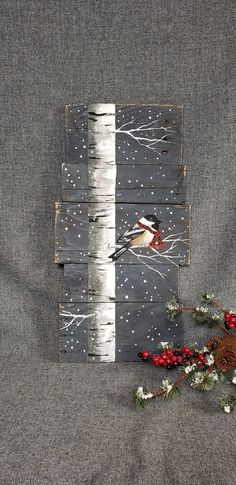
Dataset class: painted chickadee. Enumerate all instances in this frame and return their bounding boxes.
[109,214,164,262]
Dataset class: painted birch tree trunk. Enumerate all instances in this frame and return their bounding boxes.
[87,103,116,362]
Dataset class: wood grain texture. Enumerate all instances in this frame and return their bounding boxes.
[57,103,188,362]
[59,302,182,362]
[62,162,186,204]
[55,202,190,265]
[64,104,183,166]
[62,263,178,303]
[116,105,183,165]
[65,104,88,163]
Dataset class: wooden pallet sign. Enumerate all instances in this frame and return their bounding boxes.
[55,104,190,362]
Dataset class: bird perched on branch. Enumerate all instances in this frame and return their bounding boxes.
[109,214,164,262]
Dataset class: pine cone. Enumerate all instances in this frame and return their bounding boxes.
[209,334,236,372]
[206,337,222,352]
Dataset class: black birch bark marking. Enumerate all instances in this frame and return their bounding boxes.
[87,104,116,362]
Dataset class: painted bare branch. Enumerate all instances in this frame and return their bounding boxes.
[115,118,176,155]
[110,232,189,279]
[60,310,95,330]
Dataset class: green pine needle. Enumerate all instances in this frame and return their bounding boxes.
[133,390,149,410]
[219,392,236,412]
[157,341,175,351]
[201,293,215,305]
[163,385,180,401]
[165,298,180,321]
[191,370,220,391]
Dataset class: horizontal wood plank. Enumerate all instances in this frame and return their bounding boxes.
[65,105,88,163]
[62,263,178,303]
[64,104,183,166]
[59,302,182,362]
[55,202,190,265]
[116,105,183,165]
[61,163,186,204]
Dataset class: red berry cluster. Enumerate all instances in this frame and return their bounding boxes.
[224,312,236,329]
[138,347,208,369]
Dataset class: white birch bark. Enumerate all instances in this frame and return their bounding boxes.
[87,104,116,362]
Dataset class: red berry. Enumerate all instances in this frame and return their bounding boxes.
[142,351,149,359]
[177,357,183,364]
[154,361,160,366]
[227,322,235,329]
[171,356,177,363]
[198,353,205,361]
[183,347,190,353]
[166,349,173,356]
[159,358,165,365]
[224,312,231,322]
[162,354,167,360]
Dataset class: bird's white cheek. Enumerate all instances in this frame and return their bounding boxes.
[139,217,149,225]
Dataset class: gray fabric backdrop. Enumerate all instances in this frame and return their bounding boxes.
[0,1,235,484]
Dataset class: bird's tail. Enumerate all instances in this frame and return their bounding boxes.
[109,243,131,261]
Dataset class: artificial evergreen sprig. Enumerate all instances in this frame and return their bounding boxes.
[219,392,236,414]
[200,292,216,305]
[133,372,186,410]
[165,292,236,330]
[165,298,181,321]
[134,332,236,413]
[190,369,224,391]
[218,370,236,413]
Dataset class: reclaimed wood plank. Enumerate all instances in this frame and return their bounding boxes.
[116,105,183,165]
[62,263,178,303]
[55,202,190,266]
[64,104,183,166]
[59,302,182,362]
[65,104,88,163]
[61,163,88,202]
[62,162,186,204]
[54,201,88,263]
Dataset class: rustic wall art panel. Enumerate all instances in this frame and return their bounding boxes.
[55,103,190,362]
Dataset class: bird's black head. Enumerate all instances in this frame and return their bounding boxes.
[144,214,162,230]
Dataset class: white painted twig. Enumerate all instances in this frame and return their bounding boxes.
[60,310,95,330]
[115,118,176,155]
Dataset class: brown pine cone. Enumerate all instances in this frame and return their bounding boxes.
[206,334,236,372]
[206,337,222,352]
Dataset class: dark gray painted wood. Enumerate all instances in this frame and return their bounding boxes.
[62,263,178,303]
[59,302,182,362]
[64,104,183,166]
[59,303,88,362]
[65,105,88,163]
[55,202,190,266]
[116,187,186,204]
[115,303,183,362]
[57,103,188,362]
[55,202,88,263]
[115,203,190,266]
[62,163,88,202]
[116,105,183,165]
[62,162,186,204]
